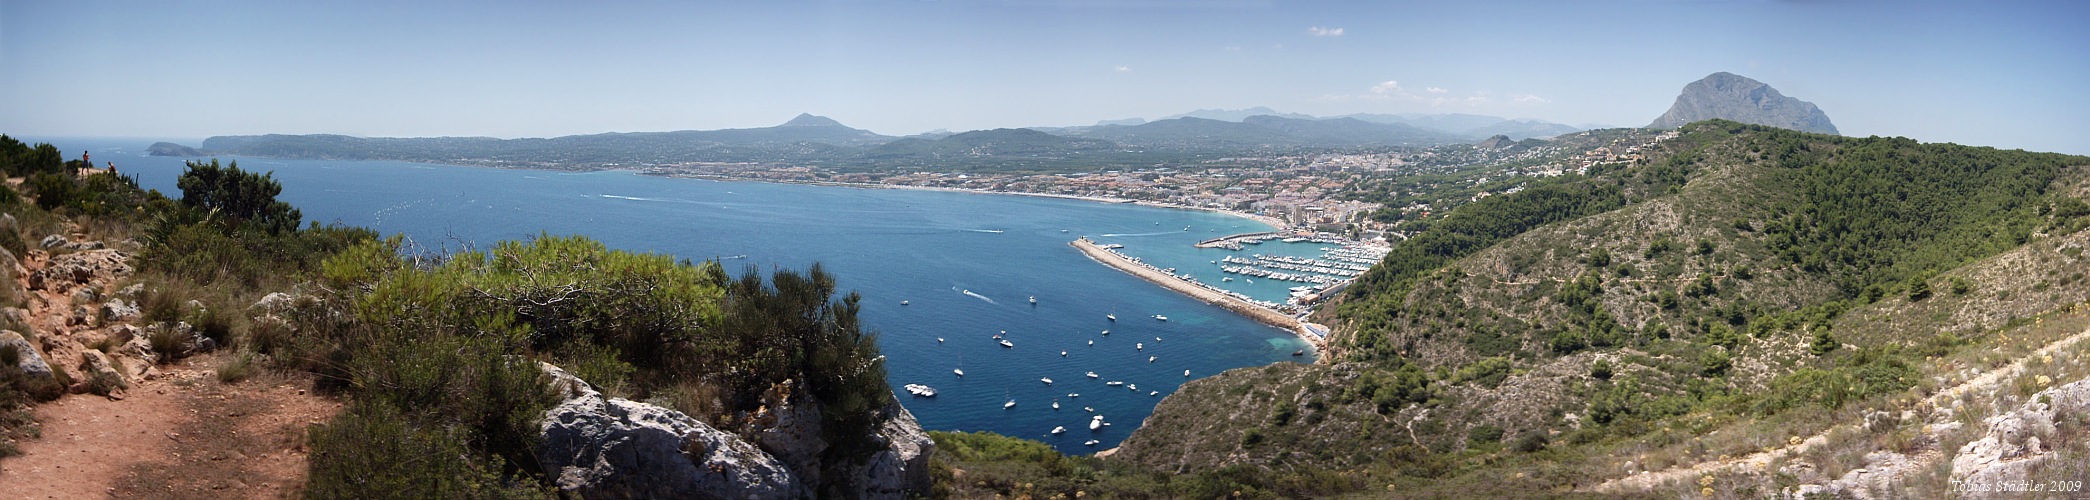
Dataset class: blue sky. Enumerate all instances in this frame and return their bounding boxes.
[3,1,2085,154]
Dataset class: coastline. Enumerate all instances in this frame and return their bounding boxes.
[661,173,1290,231]
[1070,237,1325,349]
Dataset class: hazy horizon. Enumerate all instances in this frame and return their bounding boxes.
[5,1,2086,154]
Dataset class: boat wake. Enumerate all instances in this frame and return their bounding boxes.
[599,194,685,203]
[953,287,998,304]
[963,229,1006,234]
[1098,231,1176,237]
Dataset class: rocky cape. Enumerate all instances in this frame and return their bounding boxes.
[1649,72,1839,135]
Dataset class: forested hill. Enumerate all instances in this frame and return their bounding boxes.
[1080,120,2090,497]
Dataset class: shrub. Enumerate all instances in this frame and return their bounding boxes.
[1810,330,1839,356]
[216,351,255,384]
[1591,358,1614,380]
[1700,349,1732,377]
[1513,432,1549,452]
[1467,424,1505,445]
[304,402,551,499]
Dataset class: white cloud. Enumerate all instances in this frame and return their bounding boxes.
[1115,65,1133,73]
[1467,95,1491,103]
[1512,94,1549,103]
[1307,26,1345,37]
[1425,87,1448,94]
[1370,80,1402,94]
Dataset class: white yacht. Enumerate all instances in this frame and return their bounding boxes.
[1052,426,1065,434]
[999,339,1014,348]
[1086,371,1099,378]
[1153,315,1168,321]
[1040,377,1053,385]
[903,384,936,397]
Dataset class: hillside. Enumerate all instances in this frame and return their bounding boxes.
[957,121,2090,497]
[1072,115,1466,151]
[192,114,891,168]
[1651,72,1840,134]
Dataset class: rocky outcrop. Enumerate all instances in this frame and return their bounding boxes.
[28,249,132,294]
[537,363,808,499]
[1950,377,2090,498]
[839,403,935,499]
[534,363,934,499]
[1649,72,1839,135]
[1,330,53,379]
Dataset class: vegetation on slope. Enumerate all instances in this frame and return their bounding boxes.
[956,121,2090,497]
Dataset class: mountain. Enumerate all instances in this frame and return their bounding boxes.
[1464,119,1581,140]
[1342,113,1583,140]
[1474,134,1515,149]
[1094,117,1147,127]
[1157,107,1316,122]
[1649,72,1839,134]
[195,115,894,166]
[1072,115,1465,151]
[865,128,1116,160]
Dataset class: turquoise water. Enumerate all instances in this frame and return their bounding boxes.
[31,138,1319,453]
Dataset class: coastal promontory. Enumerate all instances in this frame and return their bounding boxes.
[146,141,207,156]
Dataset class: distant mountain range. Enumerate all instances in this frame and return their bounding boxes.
[1649,72,1839,135]
[1090,110,1583,141]
[159,110,1544,171]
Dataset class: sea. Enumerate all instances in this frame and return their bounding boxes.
[24,137,1332,453]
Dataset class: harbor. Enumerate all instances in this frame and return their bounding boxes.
[1072,237,1328,346]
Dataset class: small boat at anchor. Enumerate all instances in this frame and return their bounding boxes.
[1153,315,1168,321]
[904,384,936,397]
[1040,377,1053,385]
[1086,371,1099,378]
[1052,426,1065,434]
[999,339,1014,348]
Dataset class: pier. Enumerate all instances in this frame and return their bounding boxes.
[1071,238,1324,347]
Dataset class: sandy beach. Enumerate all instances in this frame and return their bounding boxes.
[1070,237,1324,347]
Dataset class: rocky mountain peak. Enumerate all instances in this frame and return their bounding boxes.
[1649,72,1839,135]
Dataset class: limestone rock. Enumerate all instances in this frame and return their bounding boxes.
[251,292,296,314]
[28,249,132,292]
[840,403,936,499]
[77,349,125,390]
[1951,377,2090,498]
[1,330,53,379]
[753,381,827,487]
[101,299,141,323]
[537,364,806,499]
[39,234,67,249]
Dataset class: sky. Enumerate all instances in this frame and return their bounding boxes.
[3,0,2086,154]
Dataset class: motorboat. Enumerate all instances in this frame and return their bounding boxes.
[1040,377,1053,385]
[904,384,936,397]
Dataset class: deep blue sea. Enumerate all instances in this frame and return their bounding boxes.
[28,137,1324,453]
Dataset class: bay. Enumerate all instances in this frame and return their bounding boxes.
[29,137,1319,453]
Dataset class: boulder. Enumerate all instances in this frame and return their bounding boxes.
[1,330,53,379]
[39,234,67,249]
[71,287,101,305]
[840,403,936,499]
[251,292,296,314]
[1951,377,2090,498]
[77,349,125,390]
[537,364,807,499]
[101,299,141,323]
[117,283,145,299]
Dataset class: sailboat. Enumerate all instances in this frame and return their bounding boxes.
[1003,391,1015,409]
[1106,313,1117,321]
[954,354,965,377]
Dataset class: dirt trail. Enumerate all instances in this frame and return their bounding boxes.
[1591,322,2090,493]
[0,356,340,499]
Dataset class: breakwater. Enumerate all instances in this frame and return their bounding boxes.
[1071,238,1324,347]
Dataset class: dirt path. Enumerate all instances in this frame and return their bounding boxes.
[1591,322,2090,493]
[0,356,340,499]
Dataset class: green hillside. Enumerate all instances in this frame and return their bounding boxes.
[931,121,2090,498]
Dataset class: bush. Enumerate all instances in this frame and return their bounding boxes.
[176,159,302,234]
[305,402,551,500]
[1513,432,1549,452]
[1700,349,1732,377]
[1590,359,1614,380]
[1468,424,1505,445]
[1810,330,1839,356]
